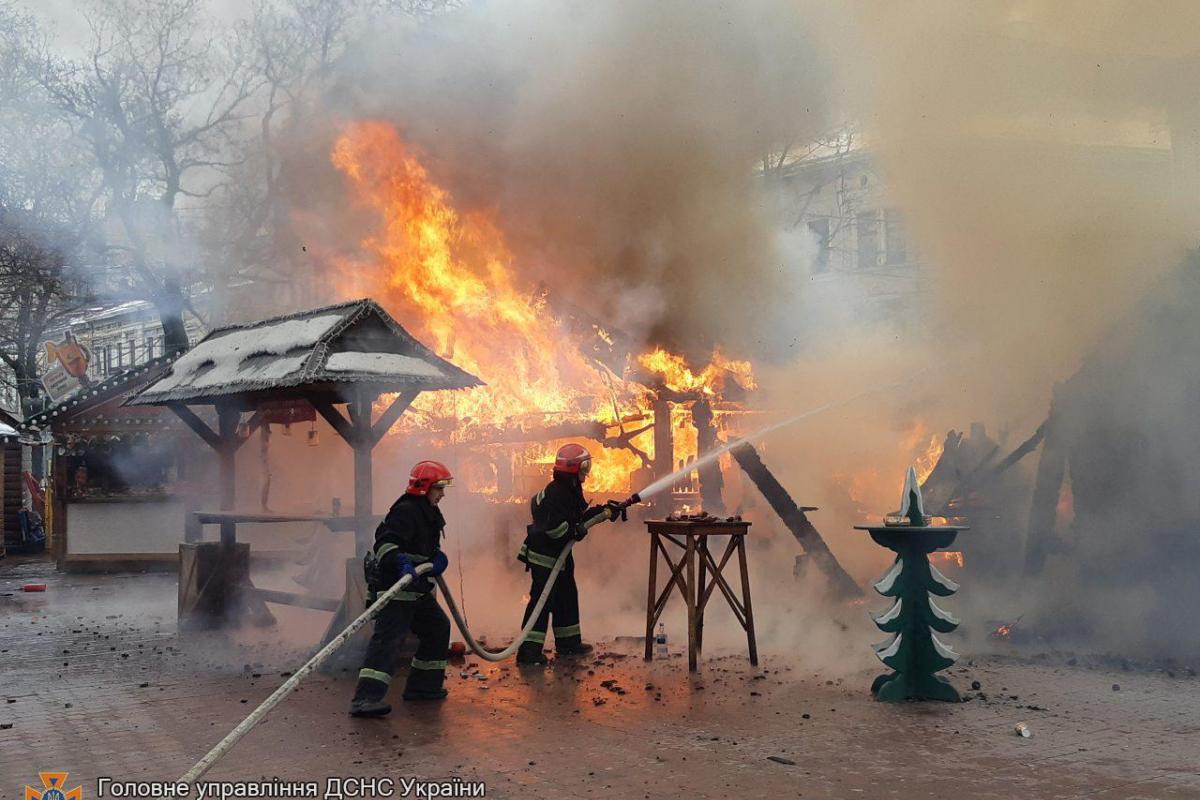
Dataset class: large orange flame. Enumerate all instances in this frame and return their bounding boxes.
[331,121,600,424]
[328,121,751,496]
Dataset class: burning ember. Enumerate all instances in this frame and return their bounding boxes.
[990,616,1022,640]
[934,551,965,568]
[328,121,753,497]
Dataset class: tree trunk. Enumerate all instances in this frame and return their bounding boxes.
[154,277,190,356]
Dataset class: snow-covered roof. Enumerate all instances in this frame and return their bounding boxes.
[129,299,481,405]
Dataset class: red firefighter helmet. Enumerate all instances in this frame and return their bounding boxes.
[553,443,592,476]
[407,461,453,495]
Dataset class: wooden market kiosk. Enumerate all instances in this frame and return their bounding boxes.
[125,299,480,629]
[20,356,204,572]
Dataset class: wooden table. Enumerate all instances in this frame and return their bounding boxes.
[644,519,757,672]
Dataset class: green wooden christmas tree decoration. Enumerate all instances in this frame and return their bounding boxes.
[854,466,969,702]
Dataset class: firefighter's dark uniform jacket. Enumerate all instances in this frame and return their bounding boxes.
[517,474,608,649]
[518,474,608,568]
[352,493,451,700]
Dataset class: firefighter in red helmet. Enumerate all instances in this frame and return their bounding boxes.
[516,443,619,665]
[350,461,454,716]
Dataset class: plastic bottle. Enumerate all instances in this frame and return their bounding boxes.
[655,622,668,658]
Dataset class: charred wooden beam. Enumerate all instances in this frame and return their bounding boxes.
[989,421,1047,478]
[1024,407,1065,575]
[730,442,862,599]
[692,398,725,514]
[929,420,1047,515]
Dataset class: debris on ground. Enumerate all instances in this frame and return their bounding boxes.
[1015,722,1032,738]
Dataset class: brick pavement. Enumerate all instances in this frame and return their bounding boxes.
[2,558,1198,799]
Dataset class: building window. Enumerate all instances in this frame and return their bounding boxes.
[856,210,880,270]
[885,208,908,266]
[807,218,831,274]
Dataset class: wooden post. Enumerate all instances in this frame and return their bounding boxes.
[691,399,725,515]
[644,530,659,660]
[50,449,68,567]
[348,392,375,556]
[216,404,241,548]
[1024,405,1066,575]
[652,393,673,514]
[737,534,758,666]
[696,536,708,657]
[685,533,697,672]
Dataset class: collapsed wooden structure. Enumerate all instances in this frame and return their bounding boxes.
[128,298,481,628]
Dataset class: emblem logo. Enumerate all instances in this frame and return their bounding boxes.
[25,772,82,800]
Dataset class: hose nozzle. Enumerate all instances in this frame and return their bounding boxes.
[605,493,642,522]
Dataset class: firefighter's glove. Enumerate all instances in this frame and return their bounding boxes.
[395,554,418,582]
[604,500,626,521]
[585,504,612,523]
[428,551,449,577]
[572,523,589,542]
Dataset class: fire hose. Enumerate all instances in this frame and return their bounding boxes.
[179,562,436,784]
[179,494,640,784]
[436,495,637,662]
[176,381,921,782]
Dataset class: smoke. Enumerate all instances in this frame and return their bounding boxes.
[272,1,1200,661]
[810,2,1200,658]
[314,0,835,360]
[21,0,1200,664]
[835,2,1199,373]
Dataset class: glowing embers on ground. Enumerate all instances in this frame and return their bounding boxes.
[330,120,755,497]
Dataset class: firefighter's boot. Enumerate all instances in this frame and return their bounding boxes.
[350,672,392,717]
[555,641,594,657]
[517,641,548,665]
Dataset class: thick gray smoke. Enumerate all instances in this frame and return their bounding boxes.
[314,0,836,361]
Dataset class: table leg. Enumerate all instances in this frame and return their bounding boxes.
[645,531,659,661]
[696,536,708,659]
[737,535,759,666]
[686,534,697,672]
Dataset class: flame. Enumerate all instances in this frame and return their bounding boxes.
[638,347,755,395]
[331,121,597,424]
[328,121,752,499]
[911,431,945,485]
[836,419,947,524]
[934,551,965,568]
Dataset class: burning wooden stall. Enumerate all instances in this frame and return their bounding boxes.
[19,356,202,572]
[1018,258,1200,647]
[126,299,480,627]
